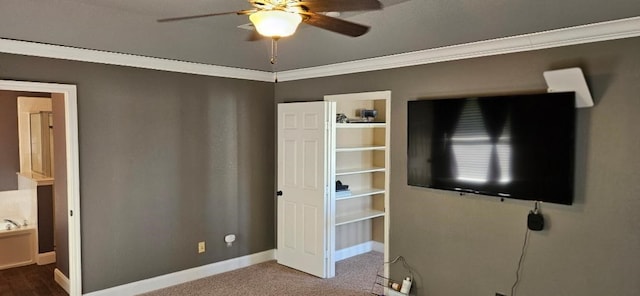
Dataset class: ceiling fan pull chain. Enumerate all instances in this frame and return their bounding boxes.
[271,37,279,82]
[270,37,279,65]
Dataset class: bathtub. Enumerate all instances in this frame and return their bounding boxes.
[0,223,36,270]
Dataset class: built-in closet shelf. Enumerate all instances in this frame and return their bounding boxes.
[335,209,385,226]
[326,90,391,266]
[336,123,386,129]
[336,146,386,152]
[335,188,385,201]
[336,167,386,176]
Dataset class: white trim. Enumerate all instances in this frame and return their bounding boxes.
[0,80,82,296]
[372,241,384,253]
[0,39,274,82]
[55,268,71,294]
[276,16,640,81]
[335,241,384,262]
[37,251,56,265]
[1,17,639,82]
[84,249,276,296]
[327,101,337,278]
[63,85,83,296]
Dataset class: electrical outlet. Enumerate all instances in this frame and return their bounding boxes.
[225,234,236,247]
[198,241,206,253]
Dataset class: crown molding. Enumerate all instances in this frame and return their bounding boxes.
[0,38,274,82]
[1,16,639,82]
[276,16,640,81]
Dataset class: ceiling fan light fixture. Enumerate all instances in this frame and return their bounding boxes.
[249,10,302,38]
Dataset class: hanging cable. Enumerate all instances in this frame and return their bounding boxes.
[511,226,530,296]
[385,256,414,279]
[371,256,415,295]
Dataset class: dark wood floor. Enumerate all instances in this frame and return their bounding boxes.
[0,263,67,296]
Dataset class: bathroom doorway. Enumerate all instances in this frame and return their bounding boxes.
[0,80,81,295]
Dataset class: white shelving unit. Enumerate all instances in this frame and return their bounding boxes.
[335,209,386,226]
[325,91,390,263]
[335,188,386,201]
[335,146,386,152]
[336,166,386,176]
[336,122,386,129]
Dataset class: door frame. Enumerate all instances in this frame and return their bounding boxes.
[0,80,82,295]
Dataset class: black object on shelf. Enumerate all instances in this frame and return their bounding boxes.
[336,180,349,191]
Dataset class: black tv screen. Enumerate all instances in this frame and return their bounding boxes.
[407,92,576,205]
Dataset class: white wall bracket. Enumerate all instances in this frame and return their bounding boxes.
[543,67,594,108]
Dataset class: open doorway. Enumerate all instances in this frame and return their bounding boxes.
[0,80,81,295]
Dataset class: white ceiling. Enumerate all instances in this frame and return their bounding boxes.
[1,0,639,71]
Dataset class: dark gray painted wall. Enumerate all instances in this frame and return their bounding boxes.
[0,91,19,191]
[37,185,55,253]
[2,36,638,295]
[52,93,69,277]
[0,53,275,292]
[0,90,50,191]
[275,37,640,295]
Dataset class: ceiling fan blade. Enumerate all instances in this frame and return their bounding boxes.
[302,12,370,37]
[297,0,382,12]
[157,9,254,23]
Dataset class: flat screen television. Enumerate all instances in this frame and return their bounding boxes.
[407,92,576,205]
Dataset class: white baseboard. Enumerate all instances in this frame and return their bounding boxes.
[84,249,275,296]
[335,241,384,261]
[37,251,56,265]
[54,268,70,294]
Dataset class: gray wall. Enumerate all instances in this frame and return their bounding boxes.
[2,36,639,295]
[52,92,69,277]
[0,90,50,191]
[275,37,640,295]
[0,91,19,191]
[37,185,55,253]
[0,53,276,292]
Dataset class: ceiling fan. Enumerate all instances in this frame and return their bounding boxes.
[158,0,383,40]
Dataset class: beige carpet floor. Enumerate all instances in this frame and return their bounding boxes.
[142,251,383,296]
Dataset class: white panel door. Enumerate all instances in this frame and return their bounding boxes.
[277,101,334,278]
